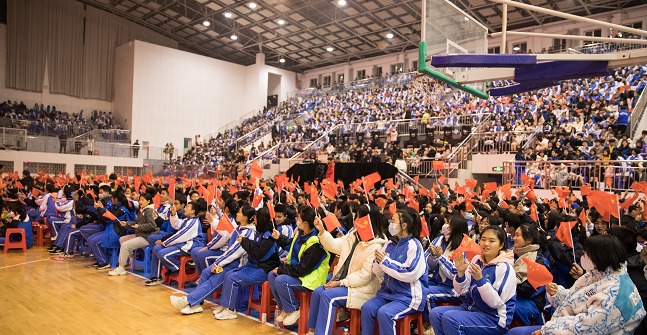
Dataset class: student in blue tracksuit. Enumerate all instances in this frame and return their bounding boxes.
[269,206,330,326]
[147,190,174,246]
[169,205,257,315]
[146,199,206,286]
[215,206,281,320]
[90,191,135,269]
[79,185,112,251]
[430,225,517,335]
[425,216,469,315]
[48,188,76,255]
[274,203,295,258]
[0,206,33,249]
[361,209,429,335]
[190,198,239,275]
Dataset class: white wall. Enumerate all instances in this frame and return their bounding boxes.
[0,150,143,176]
[0,24,113,116]
[115,41,298,152]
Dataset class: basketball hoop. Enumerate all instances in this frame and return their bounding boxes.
[413,73,444,105]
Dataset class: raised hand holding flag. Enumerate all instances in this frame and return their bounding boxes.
[323,215,342,233]
[522,258,553,289]
[216,215,235,234]
[450,235,481,262]
[103,211,118,221]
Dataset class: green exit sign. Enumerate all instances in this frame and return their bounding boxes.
[492,167,503,172]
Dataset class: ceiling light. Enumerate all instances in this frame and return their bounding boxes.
[513,46,520,51]
[279,58,286,63]
[231,34,238,40]
[464,17,469,21]
[203,20,210,27]
[326,47,334,52]
[337,0,347,6]
[277,19,285,25]
[248,2,257,9]
[224,12,233,18]
[618,32,623,37]
[386,33,394,39]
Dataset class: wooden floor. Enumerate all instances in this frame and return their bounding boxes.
[0,247,294,335]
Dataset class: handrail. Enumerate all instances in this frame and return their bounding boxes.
[72,128,131,143]
[630,84,647,138]
[245,142,282,168]
[396,169,426,190]
[288,124,343,164]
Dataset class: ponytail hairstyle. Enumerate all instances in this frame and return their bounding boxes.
[517,223,547,252]
[394,209,422,243]
[256,207,273,234]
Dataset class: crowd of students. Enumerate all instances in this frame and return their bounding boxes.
[2,167,647,335]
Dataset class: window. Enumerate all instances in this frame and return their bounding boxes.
[114,166,143,176]
[74,164,107,175]
[584,29,602,46]
[512,42,527,53]
[323,75,331,87]
[553,38,566,53]
[622,22,643,39]
[0,161,14,172]
[488,46,501,54]
[375,66,382,77]
[338,74,344,83]
[390,63,403,74]
[412,60,418,70]
[309,78,317,87]
[356,70,366,80]
[24,162,66,175]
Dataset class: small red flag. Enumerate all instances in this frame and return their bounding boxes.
[126,169,132,175]
[389,202,396,216]
[449,235,481,262]
[433,161,445,170]
[375,197,387,209]
[87,189,96,200]
[363,171,382,190]
[216,215,235,234]
[408,199,419,212]
[168,179,175,200]
[580,184,592,196]
[309,188,320,209]
[353,215,374,241]
[31,188,41,198]
[530,204,539,222]
[438,175,446,184]
[102,211,118,221]
[579,208,587,225]
[484,182,498,193]
[465,179,477,190]
[152,193,161,209]
[420,215,429,238]
[252,192,263,208]
[522,258,553,289]
[556,221,577,248]
[323,215,342,233]
[15,181,24,189]
[249,159,263,179]
[268,201,275,220]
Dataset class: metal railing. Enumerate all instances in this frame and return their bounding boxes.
[73,129,131,143]
[3,117,93,138]
[21,135,171,159]
[203,109,259,140]
[288,125,343,168]
[630,83,647,138]
[0,127,27,150]
[571,40,647,55]
[502,159,647,192]
[289,72,418,99]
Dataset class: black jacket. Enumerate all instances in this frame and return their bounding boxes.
[240,233,281,274]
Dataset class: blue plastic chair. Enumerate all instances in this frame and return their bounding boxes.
[129,246,151,277]
[108,248,120,268]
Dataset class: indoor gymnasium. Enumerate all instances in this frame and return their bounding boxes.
[1,0,647,334]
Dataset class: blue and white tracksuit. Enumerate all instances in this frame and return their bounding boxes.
[361,237,428,335]
[150,215,204,278]
[190,215,237,275]
[426,236,461,314]
[185,225,256,307]
[430,251,517,335]
[88,203,132,264]
[276,223,294,258]
[50,199,75,246]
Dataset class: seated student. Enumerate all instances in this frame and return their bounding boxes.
[425,216,469,320]
[547,216,586,288]
[215,207,281,320]
[169,205,256,315]
[307,203,387,335]
[508,234,646,335]
[147,189,174,246]
[430,225,516,335]
[108,193,159,276]
[0,206,33,249]
[89,191,135,269]
[146,199,206,286]
[190,198,239,275]
[512,224,549,326]
[274,203,295,258]
[269,206,330,326]
[46,187,74,239]
[49,189,91,257]
[79,185,112,249]
[361,209,429,335]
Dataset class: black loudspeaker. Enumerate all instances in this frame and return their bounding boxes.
[356,133,364,143]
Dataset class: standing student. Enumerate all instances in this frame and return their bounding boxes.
[508,235,646,335]
[215,207,281,320]
[269,206,330,326]
[190,198,238,275]
[108,193,159,276]
[425,216,469,323]
[146,199,206,286]
[169,205,257,315]
[430,225,516,335]
[361,209,429,335]
[307,203,387,335]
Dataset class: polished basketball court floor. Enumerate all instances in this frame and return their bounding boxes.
[0,247,294,335]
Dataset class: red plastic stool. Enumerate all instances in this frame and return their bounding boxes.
[3,228,27,253]
[294,291,312,334]
[437,301,461,307]
[397,312,424,335]
[213,288,222,298]
[332,308,361,335]
[33,221,51,247]
[162,256,199,289]
[247,281,276,323]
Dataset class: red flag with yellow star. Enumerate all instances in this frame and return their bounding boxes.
[353,215,374,241]
[450,235,481,262]
[522,258,553,289]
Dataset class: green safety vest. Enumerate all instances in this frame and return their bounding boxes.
[286,234,330,290]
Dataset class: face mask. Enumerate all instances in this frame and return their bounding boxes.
[465,213,473,221]
[441,224,450,236]
[98,193,106,199]
[581,254,595,272]
[388,222,400,236]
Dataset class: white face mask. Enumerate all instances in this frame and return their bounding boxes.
[581,254,595,272]
[465,213,473,221]
[388,222,400,236]
[441,223,450,236]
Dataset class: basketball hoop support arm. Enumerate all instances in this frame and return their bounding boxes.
[418,41,490,100]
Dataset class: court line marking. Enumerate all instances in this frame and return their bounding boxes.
[0,258,51,270]
[125,270,298,334]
